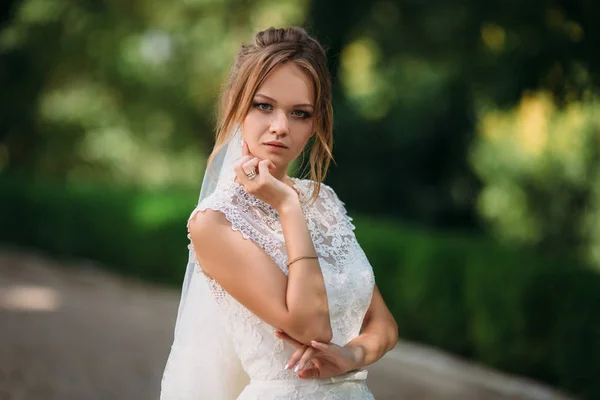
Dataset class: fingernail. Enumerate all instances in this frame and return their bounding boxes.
[284,362,292,370]
[293,364,300,373]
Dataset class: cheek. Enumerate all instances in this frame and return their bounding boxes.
[242,112,264,140]
[243,111,257,130]
[291,121,315,149]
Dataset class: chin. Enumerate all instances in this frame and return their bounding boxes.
[264,155,284,166]
[251,147,277,160]
[248,145,291,168]
[251,148,270,161]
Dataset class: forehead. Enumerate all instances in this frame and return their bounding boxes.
[256,62,315,105]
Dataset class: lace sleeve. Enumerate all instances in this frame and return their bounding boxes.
[319,183,356,232]
[186,182,289,274]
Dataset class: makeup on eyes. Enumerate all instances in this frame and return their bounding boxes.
[252,101,312,119]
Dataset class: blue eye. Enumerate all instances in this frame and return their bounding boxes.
[253,102,272,111]
[292,110,311,119]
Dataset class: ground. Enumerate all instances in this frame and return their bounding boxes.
[0,248,574,400]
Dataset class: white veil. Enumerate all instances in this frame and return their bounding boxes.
[160,128,249,400]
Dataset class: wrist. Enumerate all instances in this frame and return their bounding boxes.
[344,343,366,370]
[276,195,302,216]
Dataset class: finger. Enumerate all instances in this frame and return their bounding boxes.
[264,159,276,170]
[275,331,304,350]
[234,155,253,174]
[274,330,304,349]
[242,158,260,176]
[242,140,257,158]
[233,155,253,182]
[257,159,274,176]
[310,341,331,352]
[285,345,308,371]
[295,347,317,373]
[298,366,320,380]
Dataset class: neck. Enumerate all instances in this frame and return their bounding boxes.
[270,164,289,182]
[271,164,297,192]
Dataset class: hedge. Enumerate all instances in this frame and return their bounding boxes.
[354,218,600,398]
[0,174,194,284]
[1,174,598,398]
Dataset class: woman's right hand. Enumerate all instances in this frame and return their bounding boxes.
[275,330,362,379]
[234,141,299,212]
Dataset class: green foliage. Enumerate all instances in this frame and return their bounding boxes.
[472,93,600,267]
[353,218,600,399]
[1,174,599,398]
[310,0,600,229]
[522,268,600,397]
[4,0,600,228]
[0,0,306,185]
[0,174,196,284]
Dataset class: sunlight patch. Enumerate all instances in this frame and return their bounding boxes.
[0,285,61,312]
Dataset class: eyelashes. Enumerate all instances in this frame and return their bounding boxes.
[252,102,312,119]
[292,110,312,119]
[254,102,272,111]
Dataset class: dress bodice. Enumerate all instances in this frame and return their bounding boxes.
[188,178,376,398]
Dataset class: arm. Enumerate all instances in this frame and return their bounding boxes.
[274,284,398,377]
[189,198,333,346]
[344,285,398,368]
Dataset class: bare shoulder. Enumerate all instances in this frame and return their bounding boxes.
[187,208,231,243]
[186,208,253,280]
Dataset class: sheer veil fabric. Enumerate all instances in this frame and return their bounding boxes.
[160,128,249,400]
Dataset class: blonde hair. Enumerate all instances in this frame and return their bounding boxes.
[208,26,334,204]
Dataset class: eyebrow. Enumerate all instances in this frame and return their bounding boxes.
[254,93,314,109]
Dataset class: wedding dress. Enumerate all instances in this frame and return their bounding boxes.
[193,178,375,399]
[160,131,376,400]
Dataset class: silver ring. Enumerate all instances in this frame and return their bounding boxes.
[246,169,257,180]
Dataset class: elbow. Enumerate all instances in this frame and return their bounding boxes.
[299,324,333,345]
[388,319,399,350]
[285,312,333,345]
[311,321,333,344]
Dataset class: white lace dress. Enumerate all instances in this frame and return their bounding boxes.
[189,177,376,400]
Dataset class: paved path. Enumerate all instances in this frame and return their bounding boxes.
[0,248,574,400]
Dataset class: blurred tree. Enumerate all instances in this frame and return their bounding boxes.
[0,0,306,186]
[472,91,600,265]
[303,0,600,230]
[1,0,600,233]
[0,0,19,27]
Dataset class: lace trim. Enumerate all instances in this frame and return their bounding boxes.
[182,177,375,384]
[186,178,356,274]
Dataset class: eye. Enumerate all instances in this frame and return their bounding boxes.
[292,110,312,119]
[253,102,272,111]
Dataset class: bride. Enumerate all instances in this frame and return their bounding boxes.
[160,26,398,399]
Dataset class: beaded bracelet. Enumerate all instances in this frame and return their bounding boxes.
[287,255,319,268]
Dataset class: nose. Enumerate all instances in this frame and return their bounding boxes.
[269,110,289,137]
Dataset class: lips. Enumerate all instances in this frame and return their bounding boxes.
[264,141,288,149]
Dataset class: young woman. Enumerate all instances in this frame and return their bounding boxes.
[160,26,398,400]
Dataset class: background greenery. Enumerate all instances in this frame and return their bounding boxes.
[1,0,600,398]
